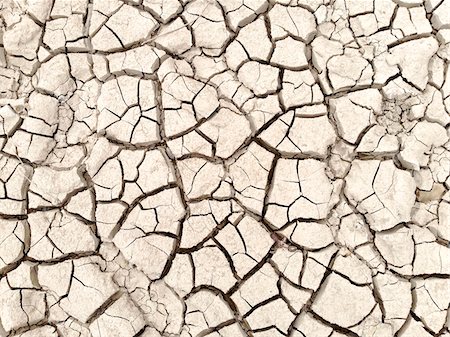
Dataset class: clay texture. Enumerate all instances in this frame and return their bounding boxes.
[0,0,450,336]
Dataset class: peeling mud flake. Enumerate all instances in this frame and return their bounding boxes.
[265,158,341,228]
[345,160,416,231]
[311,273,376,328]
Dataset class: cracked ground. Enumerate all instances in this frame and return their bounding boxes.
[0,0,450,336]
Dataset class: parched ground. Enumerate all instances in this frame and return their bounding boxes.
[0,0,449,336]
